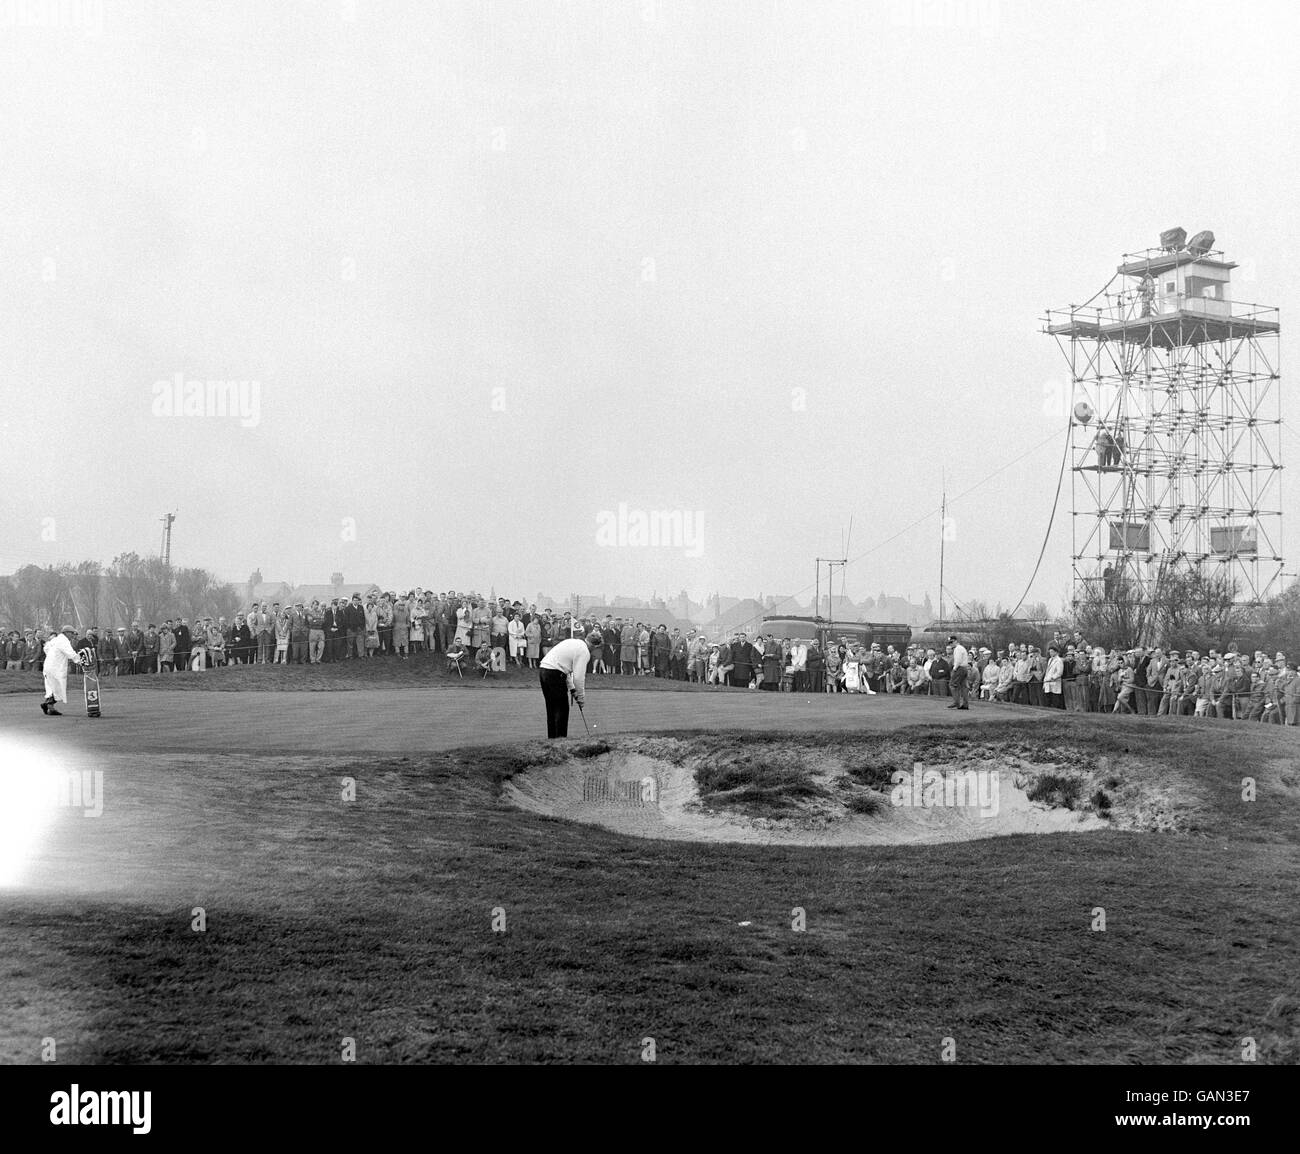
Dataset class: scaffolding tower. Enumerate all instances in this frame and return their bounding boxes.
[1045,231,1283,616]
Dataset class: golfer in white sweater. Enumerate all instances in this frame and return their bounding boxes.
[41,627,83,716]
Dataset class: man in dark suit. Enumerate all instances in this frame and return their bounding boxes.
[289,603,309,664]
[670,629,689,680]
[98,626,119,676]
[728,632,758,688]
[173,619,191,673]
[324,600,344,662]
[345,594,366,659]
[601,616,619,674]
[651,625,672,678]
[126,623,144,674]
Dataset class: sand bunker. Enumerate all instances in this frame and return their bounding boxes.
[504,746,1110,846]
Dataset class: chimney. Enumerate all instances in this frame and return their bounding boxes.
[331,572,344,593]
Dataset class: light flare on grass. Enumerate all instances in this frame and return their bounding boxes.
[0,737,66,888]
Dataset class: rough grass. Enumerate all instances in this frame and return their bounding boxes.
[1,715,1297,1063]
[1026,773,1086,810]
[695,748,830,815]
[674,724,1186,827]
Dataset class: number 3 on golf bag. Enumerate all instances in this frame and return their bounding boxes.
[79,649,101,718]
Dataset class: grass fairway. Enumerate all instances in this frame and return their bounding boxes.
[1,678,1298,1064]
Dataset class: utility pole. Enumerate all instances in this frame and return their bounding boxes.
[816,555,847,645]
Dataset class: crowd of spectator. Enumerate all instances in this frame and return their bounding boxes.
[4,595,1298,724]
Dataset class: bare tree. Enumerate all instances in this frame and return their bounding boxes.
[107,553,151,626]
[1261,579,1300,656]
[65,560,106,628]
[11,564,72,630]
[0,576,29,630]
[172,566,239,621]
[1075,565,1242,651]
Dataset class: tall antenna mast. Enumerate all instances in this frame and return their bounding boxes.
[160,512,177,569]
[938,479,946,628]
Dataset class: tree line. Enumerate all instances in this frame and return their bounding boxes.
[1,555,241,631]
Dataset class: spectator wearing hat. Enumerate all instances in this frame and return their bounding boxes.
[391,596,411,658]
[1043,645,1065,709]
[3,630,24,670]
[927,647,951,699]
[142,624,159,674]
[880,651,900,693]
[1025,645,1044,707]
[344,594,366,659]
[726,632,757,688]
[172,618,190,673]
[306,600,325,663]
[124,622,144,674]
[1156,651,1181,715]
[230,613,253,665]
[377,594,394,654]
[980,653,999,701]
[362,597,380,658]
[650,625,671,678]
[158,622,176,672]
[286,602,308,665]
[247,603,270,664]
[208,618,227,668]
[806,640,825,692]
[274,606,291,663]
[619,620,637,675]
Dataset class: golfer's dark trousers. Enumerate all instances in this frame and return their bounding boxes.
[951,666,969,707]
[540,668,570,738]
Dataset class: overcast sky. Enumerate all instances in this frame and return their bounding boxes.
[2,0,1296,613]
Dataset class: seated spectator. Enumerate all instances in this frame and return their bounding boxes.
[981,656,1000,701]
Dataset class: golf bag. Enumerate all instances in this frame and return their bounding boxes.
[79,647,101,717]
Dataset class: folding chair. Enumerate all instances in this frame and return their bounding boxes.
[446,651,465,678]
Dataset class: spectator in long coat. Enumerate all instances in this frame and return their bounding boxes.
[158,624,176,671]
[602,618,620,672]
[728,632,758,687]
[760,635,781,690]
[98,628,119,676]
[670,630,689,679]
[392,597,411,657]
[620,622,638,674]
[173,619,191,672]
[651,625,672,678]
[508,613,526,666]
[806,642,825,691]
